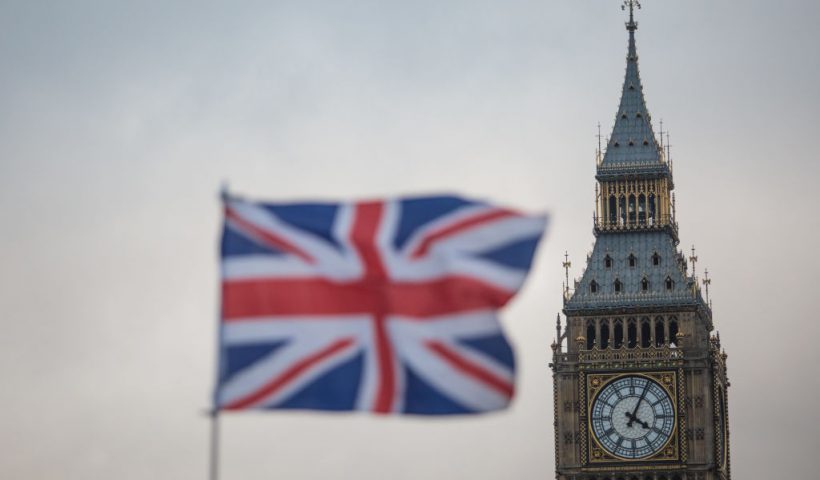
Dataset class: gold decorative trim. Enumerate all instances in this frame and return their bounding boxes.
[582,464,685,473]
[678,367,688,463]
[712,347,730,477]
[552,372,559,472]
[585,371,680,465]
[580,345,682,362]
[579,371,588,465]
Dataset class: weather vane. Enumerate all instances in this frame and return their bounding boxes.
[622,0,642,29]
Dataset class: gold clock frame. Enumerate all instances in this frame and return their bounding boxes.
[715,383,728,471]
[583,370,682,465]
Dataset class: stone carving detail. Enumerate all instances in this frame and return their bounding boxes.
[579,345,682,363]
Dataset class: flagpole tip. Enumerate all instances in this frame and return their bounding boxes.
[220,182,230,202]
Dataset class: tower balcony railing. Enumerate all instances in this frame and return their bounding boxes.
[566,289,698,307]
[595,159,672,177]
[564,284,712,326]
[578,344,683,363]
[551,345,684,369]
[594,214,678,238]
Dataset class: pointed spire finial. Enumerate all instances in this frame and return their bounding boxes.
[562,252,572,299]
[659,119,665,149]
[703,268,712,305]
[596,122,603,165]
[556,313,562,347]
[622,0,641,31]
[689,246,699,295]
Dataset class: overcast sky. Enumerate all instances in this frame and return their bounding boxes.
[1,1,818,479]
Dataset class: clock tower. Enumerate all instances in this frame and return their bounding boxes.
[551,3,731,480]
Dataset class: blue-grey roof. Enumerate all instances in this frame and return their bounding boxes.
[599,24,665,172]
[565,231,707,313]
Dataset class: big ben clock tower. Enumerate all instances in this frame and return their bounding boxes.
[551,2,731,480]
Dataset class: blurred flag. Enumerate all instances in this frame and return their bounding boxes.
[215,194,547,415]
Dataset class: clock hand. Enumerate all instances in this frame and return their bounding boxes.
[627,381,650,427]
[624,411,650,429]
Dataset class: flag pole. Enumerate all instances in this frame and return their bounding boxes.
[209,410,220,480]
[209,182,230,480]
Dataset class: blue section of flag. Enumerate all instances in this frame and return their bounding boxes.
[260,203,342,250]
[393,196,476,250]
[222,341,288,383]
[276,354,364,411]
[459,334,516,371]
[478,236,542,270]
[222,226,284,257]
[402,366,472,415]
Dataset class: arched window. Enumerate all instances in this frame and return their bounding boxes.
[640,318,651,348]
[614,279,622,293]
[648,193,656,223]
[628,195,636,224]
[638,194,646,224]
[627,319,637,348]
[586,323,596,350]
[666,277,674,290]
[655,317,665,346]
[608,196,617,224]
[629,254,637,267]
[590,280,598,293]
[614,320,624,349]
[653,252,661,266]
[618,196,626,225]
[641,277,649,291]
[601,323,610,349]
[604,255,613,269]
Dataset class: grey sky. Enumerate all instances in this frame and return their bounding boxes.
[1,1,818,478]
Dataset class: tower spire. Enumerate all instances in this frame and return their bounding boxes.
[600,0,661,168]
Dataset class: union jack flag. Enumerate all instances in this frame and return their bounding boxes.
[216,194,547,415]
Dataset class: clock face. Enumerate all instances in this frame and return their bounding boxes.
[590,375,675,460]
